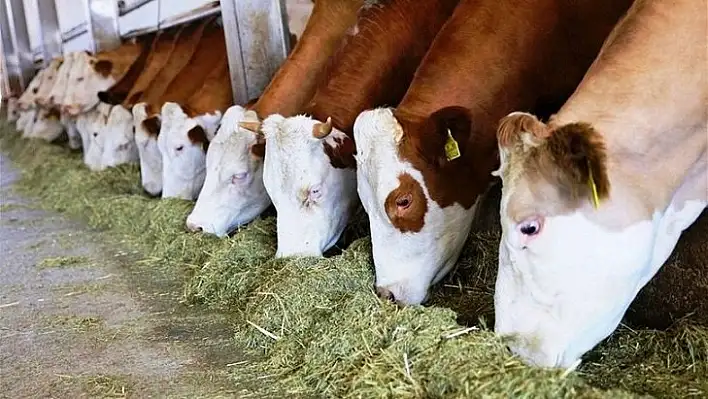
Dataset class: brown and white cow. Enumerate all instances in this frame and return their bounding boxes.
[186,0,366,237]
[493,0,706,369]
[352,0,634,305]
[158,53,233,200]
[250,0,460,257]
[133,18,223,196]
[17,57,62,111]
[91,26,186,171]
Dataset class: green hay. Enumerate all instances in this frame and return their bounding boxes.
[1,124,706,398]
[0,202,29,212]
[37,255,91,269]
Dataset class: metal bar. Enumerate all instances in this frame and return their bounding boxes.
[118,0,154,16]
[219,0,292,105]
[34,0,63,66]
[1,0,34,94]
[121,1,221,39]
[83,0,122,53]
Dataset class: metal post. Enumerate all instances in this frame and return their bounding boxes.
[33,0,63,66]
[83,0,122,53]
[219,0,292,105]
[0,0,34,94]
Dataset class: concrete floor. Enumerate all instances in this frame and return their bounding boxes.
[0,153,254,398]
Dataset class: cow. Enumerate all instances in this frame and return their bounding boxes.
[17,58,62,111]
[82,102,115,170]
[186,0,366,236]
[352,0,634,306]
[6,97,20,122]
[94,25,186,171]
[243,0,461,257]
[158,53,233,200]
[133,18,223,196]
[492,0,706,369]
[61,37,146,116]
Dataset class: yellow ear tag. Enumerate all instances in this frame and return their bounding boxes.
[587,162,601,209]
[444,129,461,161]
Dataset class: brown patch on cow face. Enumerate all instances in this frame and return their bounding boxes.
[385,173,428,233]
[395,106,499,211]
[141,116,161,137]
[46,107,61,121]
[251,142,265,158]
[188,125,209,152]
[98,90,126,105]
[526,122,610,205]
[322,136,356,169]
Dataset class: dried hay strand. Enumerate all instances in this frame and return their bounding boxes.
[1,119,706,398]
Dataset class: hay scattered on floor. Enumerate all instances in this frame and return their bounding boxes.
[2,121,706,398]
[38,255,91,269]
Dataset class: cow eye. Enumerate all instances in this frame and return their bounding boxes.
[231,172,248,184]
[518,217,543,236]
[176,145,184,152]
[395,194,412,210]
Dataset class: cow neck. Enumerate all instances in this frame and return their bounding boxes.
[303,0,460,138]
[251,0,363,119]
[184,56,232,118]
[122,26,184,108]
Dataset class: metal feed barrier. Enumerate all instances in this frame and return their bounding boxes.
[0,0,292,105]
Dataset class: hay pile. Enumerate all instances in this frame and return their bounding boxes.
[1,120,706,398]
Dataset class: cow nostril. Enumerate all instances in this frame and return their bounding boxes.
[186,220,203,233]
[376,286,395,302]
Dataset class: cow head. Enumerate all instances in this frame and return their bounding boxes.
[258,114,357,257]
[6,97,20,122]
[35,55,71,107]
[47,52,81,108]
[82,104,112,170]
[133,103,163,196]
[353,107,490,305]
[492,112,707,368]
[60,112,82,150]
[17,109,37,135]
[157,102,214,200]
[63,55,117,116]
[89,104,136,170]
[186,105,271,237]
[27,106,64,142]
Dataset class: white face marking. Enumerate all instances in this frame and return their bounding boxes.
[17,69,46,110]
[187,105,272,237]
[158,102,211,200]
[7,97,20,122]
[61,113,82,150]
[36,54,74,107]
[17,109,37,134]
[99,105,138,169]
[65,57,115,116]
[27,108,64,141]
[261,114,357,257]
[133,103,163,196]
[353,108,478,305]
[494,145,708,369]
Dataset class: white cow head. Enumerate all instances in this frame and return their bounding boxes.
[352,107,491,305]
[492,112,707,369]
[100,105,138,169]
[186,105,271,237]
[17,109,37,135]
[158,102,214,200]
[63,54,117,116]
[6,97,20,122]
[47,51,82,108]
[133,103,163,196]
[36,53,74,107]
[83,103,114,171]
[260,114,357,257]
[60,112,82,150]
[28,107,64,142]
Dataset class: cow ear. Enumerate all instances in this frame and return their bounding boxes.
[94,60,113,77]
[539,122,610,205]
[427,106,472,167]
[188,125,209,152]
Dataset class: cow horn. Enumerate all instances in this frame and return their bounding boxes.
[313,116,333,139]
[239,121,262,133]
